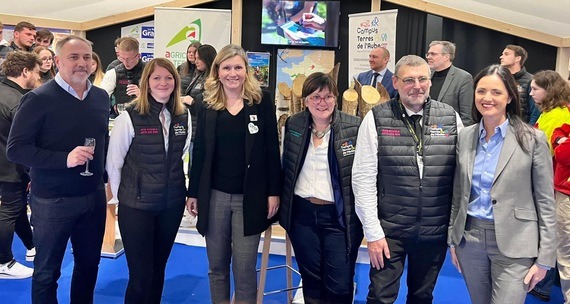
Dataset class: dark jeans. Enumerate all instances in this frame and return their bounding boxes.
[30,186,106,304]
[118,202,185,304]
[288,196,359,304]
[367,237,447,304]
[0,181,34,263]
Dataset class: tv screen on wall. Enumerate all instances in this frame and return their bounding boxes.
[261,1,340,48]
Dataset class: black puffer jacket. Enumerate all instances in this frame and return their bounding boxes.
[372,98,457,241]
[118,99,189,211]
[513,67,533,123]
[280,109,363,254]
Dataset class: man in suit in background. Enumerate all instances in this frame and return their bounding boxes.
[357,47,396,98]
[426,40,474,125]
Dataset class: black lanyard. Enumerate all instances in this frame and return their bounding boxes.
[399,102,423,155]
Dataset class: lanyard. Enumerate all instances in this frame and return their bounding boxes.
[399,102,423,155]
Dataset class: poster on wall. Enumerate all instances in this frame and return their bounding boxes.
[154,7,231,68]
[246,52,270,88]
[348,10,398,86]
[120,21,155,62]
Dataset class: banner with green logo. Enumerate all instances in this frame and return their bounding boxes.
[154,7,232,68]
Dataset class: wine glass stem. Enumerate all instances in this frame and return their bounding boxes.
[85,160,90,173]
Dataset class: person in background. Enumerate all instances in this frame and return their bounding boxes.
[7,35,109,304]
[527,70,570,302]
[0,21,8,46]
[32,46,55,86]
[90,52,105,87]
[499,44,540,124]
[353,55,462,303]
[0,51,40,280]
[448,64,556,304]
[280,72,363,303]
[0,21,36,78]
[177,41,202,94]
[106,37,127,72]
[100,37,144,116]
[187,44,281,304]
[550,120,570,303]
[181,44,216,145]
[34,29,54,48]
[356,47,396,99]
[106,58,191,304]
[426,40,474,125]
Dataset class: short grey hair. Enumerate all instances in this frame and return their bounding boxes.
[429,40,456,61]
[54,35,92,56]
[394,55,429,76]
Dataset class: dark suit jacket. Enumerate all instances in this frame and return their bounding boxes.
[432,65,474,126]
[188,90,281,236]
[356,69,396,99]
[448,123,556,267]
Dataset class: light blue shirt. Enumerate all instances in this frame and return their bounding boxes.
[467,119,509,220]
[54,73,93,100]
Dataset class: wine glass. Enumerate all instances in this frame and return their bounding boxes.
[80,138,96,176]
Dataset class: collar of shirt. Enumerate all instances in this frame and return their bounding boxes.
[373,67,388,78]
[404,107,424,117]
[54,73,93,100]
[478,118,509,140]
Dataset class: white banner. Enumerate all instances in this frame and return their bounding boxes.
[121,21,155,62]
[348,10,398,86]
[154,7,232,68]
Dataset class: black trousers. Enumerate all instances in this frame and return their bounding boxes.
[366,236,447,304]
[288,196,359,304]
[118,203,185,304]
[0,181,34,264]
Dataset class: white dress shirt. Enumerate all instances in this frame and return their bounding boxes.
[99,68,118,97]
[106,109,192,204]
[352,104,464,242]
[294,131,335,202]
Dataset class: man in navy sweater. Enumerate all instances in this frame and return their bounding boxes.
[7,35,109,304]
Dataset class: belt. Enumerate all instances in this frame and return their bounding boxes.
[305,197,334,205]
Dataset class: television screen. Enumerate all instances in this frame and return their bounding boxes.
[261,1,340,48]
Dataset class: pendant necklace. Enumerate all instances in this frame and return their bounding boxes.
[311,124,331,139]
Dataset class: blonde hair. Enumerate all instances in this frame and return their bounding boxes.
[91,52,105,86]
[134,58,185,116]
[203,44,261,111]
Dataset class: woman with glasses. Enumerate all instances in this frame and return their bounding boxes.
[280,72,363,303]
[187,44,280,304]
[32,46,55,87]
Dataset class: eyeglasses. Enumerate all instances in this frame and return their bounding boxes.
[425,52,446,57]
[396,76,430,86]
[307,94,336,104]
[41,57,53,62]
[118,53,140,63]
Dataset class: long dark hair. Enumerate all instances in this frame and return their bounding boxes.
[472,64,535,153]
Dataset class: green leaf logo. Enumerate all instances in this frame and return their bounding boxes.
[166,19,202,47]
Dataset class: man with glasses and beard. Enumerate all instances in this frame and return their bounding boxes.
[352,55,463,303]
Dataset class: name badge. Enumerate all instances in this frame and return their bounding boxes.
[249,115,258,121]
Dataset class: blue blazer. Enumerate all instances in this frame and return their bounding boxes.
[357,69,396,98]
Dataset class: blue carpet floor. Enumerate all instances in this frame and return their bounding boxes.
[1,239,565,303]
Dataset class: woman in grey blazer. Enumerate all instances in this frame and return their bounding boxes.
[447,64,556,304]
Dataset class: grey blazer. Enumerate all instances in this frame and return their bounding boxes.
[433,65,474,126]
[448,123,556,267]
